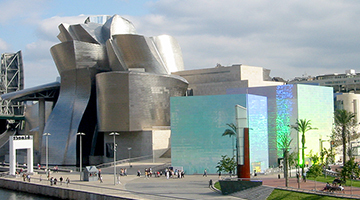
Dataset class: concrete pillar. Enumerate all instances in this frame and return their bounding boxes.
[9,137,16,175]
[27,147,33,173]
[36,99,45,163]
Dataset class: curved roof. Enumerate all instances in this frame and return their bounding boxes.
[1,81,60,102]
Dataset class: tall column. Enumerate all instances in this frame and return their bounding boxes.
[36,98,45,164]
[9,137,16,175]
[238,128,250,179]
[27,146,33,173]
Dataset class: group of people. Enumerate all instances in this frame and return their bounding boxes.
[165,168,184,179]
[22,173,31,182]
[49,176,70,186]
[321,179,345,193]
[136,168,185,180]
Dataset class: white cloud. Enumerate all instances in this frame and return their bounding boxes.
[128,0,360,80]
[35,15,88,41]
[18,0,360,89]
[22,15,88,88]
[0,0,46,24]
[0,38,9,51]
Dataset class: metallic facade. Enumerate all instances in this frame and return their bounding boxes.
[40,14,187,165]
[96,71,188,132]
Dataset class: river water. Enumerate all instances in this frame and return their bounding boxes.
[0,187,55,200]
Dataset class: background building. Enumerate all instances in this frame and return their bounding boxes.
[173,64,284,96]
[289,69,360,93]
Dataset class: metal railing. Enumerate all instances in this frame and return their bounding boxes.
[95,155,153,169]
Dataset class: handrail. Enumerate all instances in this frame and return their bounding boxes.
[96,155,153,169]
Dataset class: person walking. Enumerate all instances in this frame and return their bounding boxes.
[203,169,207,177]
[65,177,70,186]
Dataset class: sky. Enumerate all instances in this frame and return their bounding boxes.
[1,0,360,88]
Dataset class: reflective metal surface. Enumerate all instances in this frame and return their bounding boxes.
[39,14,187,165]
[96,71,188,132]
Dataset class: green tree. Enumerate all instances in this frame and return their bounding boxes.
[333,109,356,166]
[340,157,360,181]
[307,152,323,189]
[291,119,317,180]
[288,152,298,177]
[216,155,236,176]
[320,147,335,178]
[277,132,292,187]
[222,123,237,158]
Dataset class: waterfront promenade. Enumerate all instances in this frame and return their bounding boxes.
[1,159,360,199]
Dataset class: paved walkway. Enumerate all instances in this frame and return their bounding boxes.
[4,159,241,200]
[261,174,360,198]
[3,160,360,199]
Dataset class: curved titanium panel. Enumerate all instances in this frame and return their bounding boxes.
[42,68,97,165]
[105,39,128,71]
[151,35,185,73]
[68,24,103,44]
[51,40,109,74]
[102,14,137,38]
[110,34,168,74]
[96,71,188,132]
[40,14,188,165]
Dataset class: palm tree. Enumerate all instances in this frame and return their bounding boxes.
[292,119,317,180]
[334,109,356,166]
[222,123,237,158]
[277,132,292,187]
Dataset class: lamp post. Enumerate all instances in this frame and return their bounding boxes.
[128,147,132,167]
[43,133,51,177]
[350,141,360,160]
[109,132,119,185]
[77,132,85,180]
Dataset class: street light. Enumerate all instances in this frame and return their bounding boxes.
[77,132,85,180]
[128,147,132,167]
[350,141,360,160]
[43,133,51,177]
[109,132,119,185]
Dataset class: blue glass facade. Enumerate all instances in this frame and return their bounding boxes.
[170,94,268,174]
[227,84,333,167]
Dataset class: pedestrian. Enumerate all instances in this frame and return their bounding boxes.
[99,175,103,183]
[203,169,207,177]
[137,170,141,177]
[65,177,70,186]
[59,176,63,185]
[54,178,57,185]
[50,177,54,186]
[27,174,31,182]
[98,169,102,180]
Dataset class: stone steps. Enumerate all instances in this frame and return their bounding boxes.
[231,185,274,200]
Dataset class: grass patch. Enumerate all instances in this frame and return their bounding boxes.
[214,181,221,190]
[267,189,353,200]
[307,175,360,187]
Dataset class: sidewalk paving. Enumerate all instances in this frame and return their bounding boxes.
[4,159,242,200]
[261,175,360,198]
[4,159,360,200]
